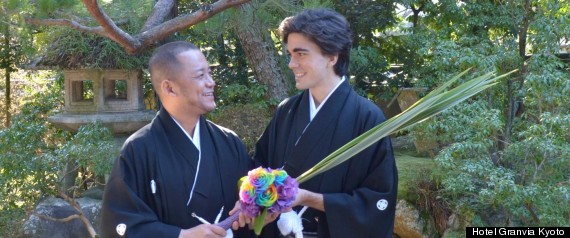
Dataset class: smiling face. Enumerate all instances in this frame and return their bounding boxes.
[286,33,338,91]
[170,49,216,116]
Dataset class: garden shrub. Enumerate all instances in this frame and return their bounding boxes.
[0,74,118,236]
[208,103,272,155]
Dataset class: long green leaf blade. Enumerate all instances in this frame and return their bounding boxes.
[296,70,515,184]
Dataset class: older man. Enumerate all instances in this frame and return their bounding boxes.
[101,41,254,238]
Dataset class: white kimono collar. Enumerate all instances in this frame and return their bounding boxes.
[172,117,203,206]
[309,76,346,121]
[172,117,201,152]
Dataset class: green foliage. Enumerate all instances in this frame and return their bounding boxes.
[18,73,64,120]
[0,74,119,235]
[35,0,78,17]
[0,77,65,237]
[525,54,570,113]
[208,103,271,154]
[503,113,570,186]
[333,0,396,46]
[327,0,400,99]
[4,0,25,10]
[29,0,152,23]
[27,0,154,69]
[425,92,569,227]
[412,101,503,149]
[431,107,569,226]
[0,116,56,206]
[392,0,570,227]
[349,46,392,100]
[302,0,333,9]
[35,27,150,69]
[415,53,569,227]
[395,150,434,202]
[217,83,267,107]
[0,208,26,238]
[1,3,36,72]
[48,122,117,190]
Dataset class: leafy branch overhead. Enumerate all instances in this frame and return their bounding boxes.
[25,0,252,54]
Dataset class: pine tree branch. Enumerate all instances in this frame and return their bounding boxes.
[134,0,251,53]
[25,0,252,54]
[141,0,177,32]
[81,0,137,53]
[24,18,107,36]
[31,190,97,238]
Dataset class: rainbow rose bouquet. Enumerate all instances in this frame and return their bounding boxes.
[238,167,298,235]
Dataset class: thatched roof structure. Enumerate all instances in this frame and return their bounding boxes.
[27,30,151,70]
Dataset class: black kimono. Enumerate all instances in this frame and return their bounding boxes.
[255,80,397,238]
[101,108,254,238]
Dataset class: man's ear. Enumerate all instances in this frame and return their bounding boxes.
[160,79,177,96]
[328,54,339,68]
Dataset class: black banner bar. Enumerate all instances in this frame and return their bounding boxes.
[466,227,568,237]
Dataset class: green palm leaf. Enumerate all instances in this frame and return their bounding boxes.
[296,69,515,184]
[218,69,515,233]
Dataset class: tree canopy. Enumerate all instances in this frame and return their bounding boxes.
[23,0,251,54]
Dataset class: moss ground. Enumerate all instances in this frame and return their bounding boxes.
[395,149,434,202]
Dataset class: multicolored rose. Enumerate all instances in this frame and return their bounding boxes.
[239,167,298,217]
[270,176,298,213]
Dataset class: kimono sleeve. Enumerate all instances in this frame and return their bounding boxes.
[323,136,398,238]
[100,143,180,238]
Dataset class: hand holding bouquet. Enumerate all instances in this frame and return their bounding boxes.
[239,167,298,217]
[216,167,298,235]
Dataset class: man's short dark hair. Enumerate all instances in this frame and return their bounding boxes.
[149,41,199,89]
[278,8,352,77]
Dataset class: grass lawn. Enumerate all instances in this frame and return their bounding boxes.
[395,149,434,202]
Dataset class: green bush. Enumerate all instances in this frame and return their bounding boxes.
[46,122,118,196]
[208,103,272,155]
[0,76,118,236]
[428,103,569,227]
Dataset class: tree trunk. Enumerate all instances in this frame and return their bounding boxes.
[411,2,425,31]
[62,161,79,197]
[505,0,532,145]
[216,35,229,67]
[3,25,11,128]
[234,4,291,103]
[4,68,9,128]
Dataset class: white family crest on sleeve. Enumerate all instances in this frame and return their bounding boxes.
[116,223,127,236]
[376,199,388,211]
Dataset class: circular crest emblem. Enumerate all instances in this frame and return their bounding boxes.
[376,199,388,211]
[116,223,127,236]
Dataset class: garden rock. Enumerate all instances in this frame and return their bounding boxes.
[21,196,101,238]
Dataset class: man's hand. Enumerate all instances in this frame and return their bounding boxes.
[228,201,283,230]
[178,224,226,238]
[264,211,280,224]
[292,189,325,212]
[229,201,251,230]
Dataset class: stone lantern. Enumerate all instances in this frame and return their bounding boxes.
[48,69,155,136]
[26,34,156,195]
[20,22,157,238]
